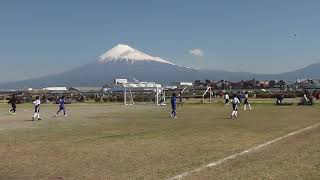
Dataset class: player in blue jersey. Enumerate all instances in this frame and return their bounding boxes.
[170,93,177,118]
[55,96,67,117]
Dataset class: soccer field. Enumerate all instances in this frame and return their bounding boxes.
[0,102,319,179]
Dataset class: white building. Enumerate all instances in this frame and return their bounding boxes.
[114,79,128,85]
[113,78,162,88]
[164,85,178,90]
[179,82,193,86]
[123,82,161,88]
[43,87,68,91]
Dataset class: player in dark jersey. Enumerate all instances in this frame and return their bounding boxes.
[170,93,177,118]
[178,92,183,107]
[8,94,17,114]
[55,96,67,117]
[244,91,252,110]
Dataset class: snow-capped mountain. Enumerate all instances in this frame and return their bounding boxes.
[98,44,174,65]
[1,44,320,89]
[0,44,202,88]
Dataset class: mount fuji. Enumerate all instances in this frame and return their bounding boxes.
[1,44,320,89]
[98,44,174,65]
[0,44,207,88]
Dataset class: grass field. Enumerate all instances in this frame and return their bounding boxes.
[0,101,320,179]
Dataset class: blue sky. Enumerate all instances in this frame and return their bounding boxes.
[0,0,319,82]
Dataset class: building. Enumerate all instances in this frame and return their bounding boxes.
[268,80,286,89]
[114,79,128,85]
[112,78,162,88]
[179,82,193,86]
[164,86,178,90]
[69,87,103,93]
[258,80,269,88]
[43,87,68,91]
[124,82,161,88]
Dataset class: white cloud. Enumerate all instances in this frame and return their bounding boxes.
[189,48,204,57]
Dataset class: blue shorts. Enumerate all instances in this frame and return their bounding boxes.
[59,105,65,111]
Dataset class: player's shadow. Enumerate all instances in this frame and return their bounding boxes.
[152,116,172,119]
[216,117,232,120]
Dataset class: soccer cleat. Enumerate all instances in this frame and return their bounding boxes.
[64,115,67,117]
[174,116,178,119]
[38,118,42,120]
[32,117,35,121]
[55,114,58,117]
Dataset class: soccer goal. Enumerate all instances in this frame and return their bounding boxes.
[156,87,166,106]
[124,87,134,105]
[202,86,212,103]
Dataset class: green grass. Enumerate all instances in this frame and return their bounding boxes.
[0,102,319,179]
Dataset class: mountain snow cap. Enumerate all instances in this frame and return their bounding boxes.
[98,44,174,65]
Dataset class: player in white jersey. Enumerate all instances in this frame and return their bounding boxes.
[230,95,240,119]
[224,93,230,106]
[32,96,42,121]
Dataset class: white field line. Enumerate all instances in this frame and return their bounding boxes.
[168,123,320,180]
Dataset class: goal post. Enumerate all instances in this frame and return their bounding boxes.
[202,86,212,103]
[180,87,187,94]
[156,87,166,106]
[124,87,134,105]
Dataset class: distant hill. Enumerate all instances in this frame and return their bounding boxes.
[249,63,320,81]
[1,44,320,89]
[277,63,320,80]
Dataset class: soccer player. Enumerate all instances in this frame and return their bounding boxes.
[55,96,67,117]
[224,93,230,106]
[244,92,252,110]
[8,94,17,114]
[178,92,183,107]
[32,96,42,121]
[303,93,308,102]
[170,93,177,118]
[230,94,240,119]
